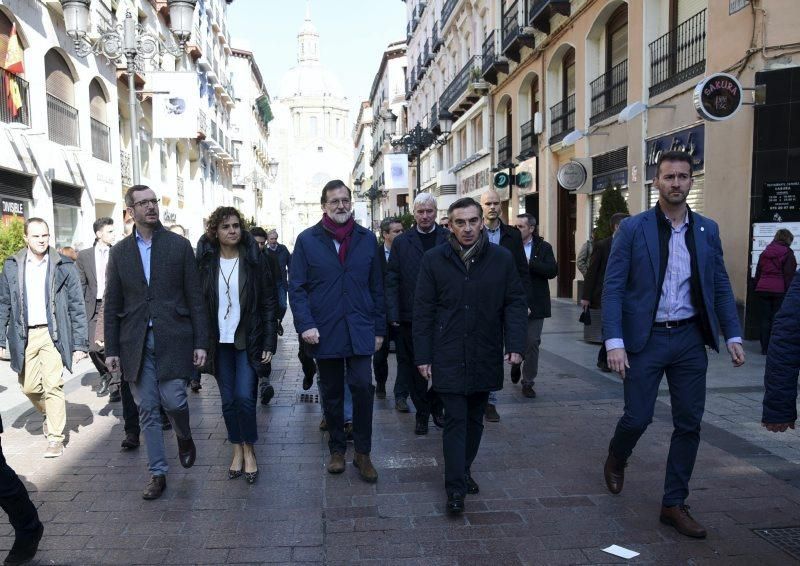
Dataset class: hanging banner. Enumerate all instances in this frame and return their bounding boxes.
[149,72,200,139]
[384,154,409,190]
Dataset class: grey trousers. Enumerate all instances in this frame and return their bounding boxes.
[129,329,192,476]
[522,317,544,386]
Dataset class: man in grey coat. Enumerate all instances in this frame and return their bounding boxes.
[0,218,88,458]
[104,185,208,500]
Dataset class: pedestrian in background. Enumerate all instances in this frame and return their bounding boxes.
[762,269,800,433]
[104,185,208,500]
[754,229,796,354]
[250,226,280,405]
[373,217,403,400]
[198,207,277,484]
[0,218,88,458]
[414,197,526,514]
[265,229,291,335]
[290,180,385,482]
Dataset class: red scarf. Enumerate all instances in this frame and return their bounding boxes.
[321,213,355,265]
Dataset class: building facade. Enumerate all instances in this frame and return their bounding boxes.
[269,7,352,246]
[351,100,373,228]
[401,0,800,336]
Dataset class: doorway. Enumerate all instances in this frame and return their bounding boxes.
[557,186,576,297]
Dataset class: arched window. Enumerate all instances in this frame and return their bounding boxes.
[89,78,110,162]
[45,49,78,145]
[606,4,628,70]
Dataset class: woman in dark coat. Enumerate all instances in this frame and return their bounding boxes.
[754,229,797,354]
[197,207,277,483]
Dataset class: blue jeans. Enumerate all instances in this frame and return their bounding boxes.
[277,284,288,320]
[129,330,192,476]
[214,344,258,444]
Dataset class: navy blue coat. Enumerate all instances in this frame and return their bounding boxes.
[385,225,449,323]
[289,221,386,359]
[265,243,291,289]
[762,270,800,423]
[413,242,528,394]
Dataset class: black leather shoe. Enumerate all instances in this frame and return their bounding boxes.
[120,432,140,450]
[97,374,110,396]
[177,437,196,469]
[302,373,314,391]
[376,382,386,399]
[190,379,202,392]
[108,386,121,402]
[142,475,166,500]
[4,522,43,566]
[446,494,465,515]
[510,364,521,384]
[604,444,627,495]
[395,398,410,413]
[414,416,428,436]
[260,385,275,405]
[522,384,536,398]
[277,321,284,336]
[484,404,500,423]
[431,405,445,429]
[465,475,479,495]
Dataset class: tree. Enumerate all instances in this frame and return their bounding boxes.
[594,187,629,240]
[397,212,415,231]
[0,218,25,270]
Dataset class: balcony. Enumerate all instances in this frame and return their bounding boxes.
[120,149,132,186]
[502,1,534,62]
[497,135,512,167]
[649,9,706,96]
[417,56,425,79]
[406,21,413,42]
[432,23,443,53]
[549,93,575,145]
[440,56,486,118]
[423,40,433,67]
[589,59,628,125]
[441,0,459,29]
[529,0,571,35]
[46,93,79,147]
[429,101,440,134]
[0,69,30,127]
[482,31,509,85]
[197,109,208,139]
[519,118,537,159]
[90,118,111,162]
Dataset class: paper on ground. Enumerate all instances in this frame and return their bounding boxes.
[602,545,640,559]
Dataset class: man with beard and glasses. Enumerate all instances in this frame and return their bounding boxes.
[601,151,745,539]
[289,180,385,483]
[104,185,208,500]
[414,197,527,514]
[385,193,448,433]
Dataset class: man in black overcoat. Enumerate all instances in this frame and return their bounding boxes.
[413,197,527,514]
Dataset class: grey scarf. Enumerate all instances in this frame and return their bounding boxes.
[448,228,488,271]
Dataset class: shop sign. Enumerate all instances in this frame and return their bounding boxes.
[459,169,490,194]
[693,73,743,122]
[645,124,705,181]
[1,198,24,226]
[163,209,177,224]
[761,181,800,222]
[516,171,533,189]
[557,161,587,191]
[494,171,510,188]
[593,169,627,193]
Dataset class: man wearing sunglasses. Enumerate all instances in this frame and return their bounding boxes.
[104,185,208,500]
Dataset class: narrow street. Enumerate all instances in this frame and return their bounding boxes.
[0,301,798,564]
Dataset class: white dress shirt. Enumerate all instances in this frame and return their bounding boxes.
[25,252,49,326]
[94,243,110,299]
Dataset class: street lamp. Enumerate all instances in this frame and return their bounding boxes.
[267,158,279,181]
[354,176,387,231]
[60,0,198,185]
[385,109,451,200]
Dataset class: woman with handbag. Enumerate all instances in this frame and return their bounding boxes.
[754,229,797,355]
[197,206,278,483]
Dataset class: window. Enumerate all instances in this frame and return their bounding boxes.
[89,78,110,162]
[45,49,78,145]
[563,47,576,98]
[606,5,628,69]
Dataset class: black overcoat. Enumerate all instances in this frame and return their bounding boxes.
[412,242,528,394]
[104,224,209,382]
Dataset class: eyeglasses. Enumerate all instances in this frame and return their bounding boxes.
[326,198,351,207]
[132,198,160,208]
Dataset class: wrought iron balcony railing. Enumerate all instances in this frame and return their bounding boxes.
[520,118,536,157]
[649,9,706,96]
[0,69,30,126]
[440,55,482,113]
[502,0,520,52]
[482,31,497,76]
[441,0,459,29]
[549,93,575,145]
[589,59,628,125]
[46,93,79,147]
[498,135,512,165]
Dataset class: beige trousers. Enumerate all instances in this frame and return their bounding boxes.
[19,327,65,442]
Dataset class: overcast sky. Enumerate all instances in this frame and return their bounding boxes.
[228,0,406,124]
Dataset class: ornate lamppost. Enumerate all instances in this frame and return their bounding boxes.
[60,0,198,185]
[354,176,386,231]
[383,109,452,200]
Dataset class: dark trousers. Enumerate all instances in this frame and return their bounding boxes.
[120,380,140,436]
[373,326,409,398]
[756,291,785,354]
[0,438,41,541]
[396,323,434,416]
[609,323,708,507]
[214,344,258,444]
[439,392,490,497]
[317,356,374,455]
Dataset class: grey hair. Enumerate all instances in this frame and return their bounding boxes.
[413,192,437,211]
[267,229,278,238]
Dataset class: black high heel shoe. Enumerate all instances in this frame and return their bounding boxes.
[244,452,258,484]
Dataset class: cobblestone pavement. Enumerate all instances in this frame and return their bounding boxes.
[1,301,800,564]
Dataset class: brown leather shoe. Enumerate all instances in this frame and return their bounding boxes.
[327,452,345,474]
[660,505,707,538]
[353,452,378,483]
[142,475,166,500]
[603,445,626,494]
[177,437,196,469]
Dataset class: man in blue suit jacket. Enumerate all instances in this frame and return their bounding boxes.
[289,180,385,483]
[602,151,745,539]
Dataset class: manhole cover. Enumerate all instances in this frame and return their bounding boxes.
[298,393,319,403]
[753,527,800,560]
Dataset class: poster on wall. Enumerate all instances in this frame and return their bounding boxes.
[149,72,200,139]
[750,222,800,277]
[384,154,409,190]
[1,198,24,226]
[761,181,800,222]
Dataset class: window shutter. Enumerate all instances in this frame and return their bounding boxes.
[45,50,74,105]
[89,79,107,123]
[0,13,12,67]
[677,0,706,24]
